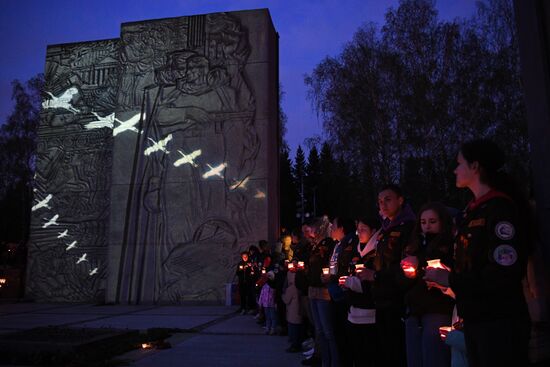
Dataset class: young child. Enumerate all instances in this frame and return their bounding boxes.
[259,270,278,335]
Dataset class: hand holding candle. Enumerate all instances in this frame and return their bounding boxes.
[400,256,419,278]
[426,258,450,271]
[338,276,348,287]
[439,326,453,341]
[424,266,450,287]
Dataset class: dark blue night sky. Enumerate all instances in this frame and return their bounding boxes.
[0,0,477,156]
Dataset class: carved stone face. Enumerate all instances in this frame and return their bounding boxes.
[185,56,209,85]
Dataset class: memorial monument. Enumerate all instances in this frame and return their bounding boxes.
[27,9,279,304]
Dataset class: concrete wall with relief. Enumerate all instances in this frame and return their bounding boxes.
[28,39,118,301]
[28,9,279,304]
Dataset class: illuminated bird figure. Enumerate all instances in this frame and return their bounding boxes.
[202,163,227,179]
[43,214,59,228]
[76,253,88,264]
[65,241,77,251]
[112,112,144,136]
[174,149,202,167]
[57,229,69,239]
[85,112,115,130]
[42,87,80,114]
[230,176,250,190]
[89,267,98,276]
[144,134,172,156]
[254,190,266,199]
[32,194,53,212]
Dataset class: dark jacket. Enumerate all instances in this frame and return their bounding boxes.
[346,248,377,309]
[236,260,254,285]
[373,205,415,310]
[403,233,455,316]
[307,237,334,288]
[449,191,529,322]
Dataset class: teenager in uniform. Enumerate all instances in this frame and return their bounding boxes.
[359,184,416,367]
[401,202,455,367]
[425,139,531,367]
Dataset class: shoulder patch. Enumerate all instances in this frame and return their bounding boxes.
[390,231,401,238]
[493,244,517,266]
[495,221,515,240]
[468,218,486,227]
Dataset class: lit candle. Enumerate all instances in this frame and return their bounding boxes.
[338,276,348,285]
[402,266,416,274]
[355,264,364,273]
[427,259,445,269]
[298,261,305,269]
[439,326,452,341]
[288,263,294,270]
[322,267,329,275]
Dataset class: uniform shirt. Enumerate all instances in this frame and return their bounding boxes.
[372,219,415,310]
[449,190,529,321]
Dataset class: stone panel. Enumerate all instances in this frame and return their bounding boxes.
[28,39,118,302]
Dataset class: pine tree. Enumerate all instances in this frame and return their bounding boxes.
[294,145,307,223]
[305,145,320,217]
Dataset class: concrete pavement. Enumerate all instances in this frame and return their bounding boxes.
[0,303,305,366]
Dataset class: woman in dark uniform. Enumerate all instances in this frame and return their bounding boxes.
[425,139,531,367]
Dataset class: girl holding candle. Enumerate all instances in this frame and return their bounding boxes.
[400,202,455,367]
[341,215,381,367]
[424,139,532,367]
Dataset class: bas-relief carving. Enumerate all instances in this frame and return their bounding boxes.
[115,13,263,303]
[28,40,117,302]
[30,11,274,304]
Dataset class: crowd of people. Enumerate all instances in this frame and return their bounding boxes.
[234,139,534,367]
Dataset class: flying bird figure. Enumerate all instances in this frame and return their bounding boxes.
[230,176,250,190]
[89,267,98,276]
[65,241,77,251]
[112,112,144,136]
[254,190,266,199]
[42,87,80,114]
[202,163,227,179]
[144,134,172,156]
[85,112,115,130]
[42,214,60,228]
[57,229,69,239]
[174,149,202,167]
[76,253,88,264]
[32,194,53,212]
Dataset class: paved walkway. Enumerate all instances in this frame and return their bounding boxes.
[0,303,304,366]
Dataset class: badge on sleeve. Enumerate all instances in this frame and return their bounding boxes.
[495,221,515,240]
[493,244,517,266]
